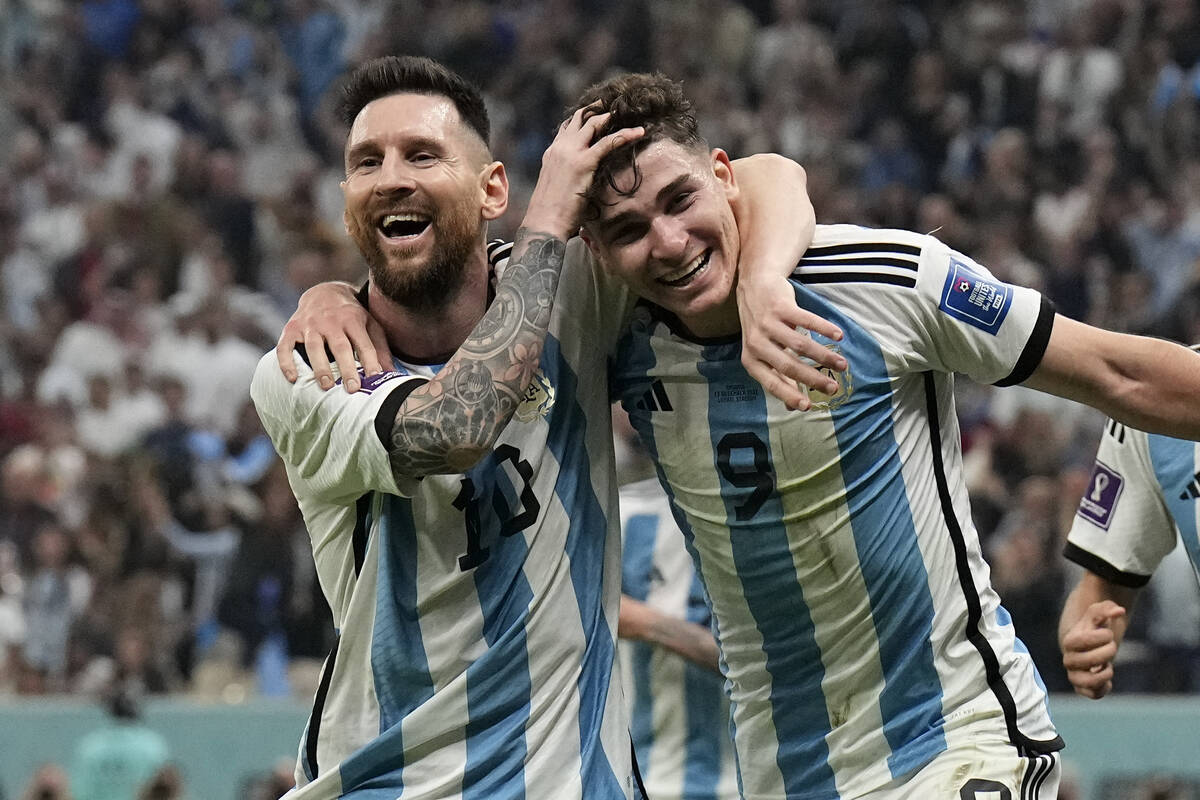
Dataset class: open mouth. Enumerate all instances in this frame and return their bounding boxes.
[658,250,711,287]
[377,213,431,240]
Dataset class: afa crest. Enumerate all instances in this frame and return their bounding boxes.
[515,369,556,421]
[802,345,852,411]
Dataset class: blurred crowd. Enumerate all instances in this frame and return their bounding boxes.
[1,0,1199,744]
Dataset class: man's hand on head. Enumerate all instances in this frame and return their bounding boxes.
[277,281,393,392]
[522,107,644,238]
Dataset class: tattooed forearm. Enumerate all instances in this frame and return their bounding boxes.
[388,228,566,478]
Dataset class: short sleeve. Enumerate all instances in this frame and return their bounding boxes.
[909,235,1055,385]
[1063,421,1179,587]
[250,350,428,504]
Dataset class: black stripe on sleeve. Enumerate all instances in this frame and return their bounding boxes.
[802,241,921,257]
[304,634,340,779]
[797,255,919,270]
[995,296,1057,387]
[797,272,917,288]
[373,378,429,448]
[487,238,514,266]
[1062,541,1152,588]
[924,372,1065,754]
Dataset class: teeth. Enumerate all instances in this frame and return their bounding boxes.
[381,214,428,226]
[660,252,707,284]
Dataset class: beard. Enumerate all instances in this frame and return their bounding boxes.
[354,194,482,311]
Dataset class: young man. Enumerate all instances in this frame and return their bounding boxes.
[1058,346,1200,700]
[573,73,1200,798]
[253,57,836,799]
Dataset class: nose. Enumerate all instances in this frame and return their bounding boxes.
[648,215,687,261]
[375,152,415,196]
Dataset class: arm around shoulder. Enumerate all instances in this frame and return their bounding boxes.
[729,153,846,409]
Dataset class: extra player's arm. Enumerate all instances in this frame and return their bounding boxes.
[1021,317,1200,439]
[1058,571,1136,699]
[619,594,722,675]
[729,154,846,410]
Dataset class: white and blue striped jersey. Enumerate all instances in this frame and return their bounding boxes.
[1065,359,1200,586]
[610,224,1063,800]
[619,478,739,800]
[251,239,637,800]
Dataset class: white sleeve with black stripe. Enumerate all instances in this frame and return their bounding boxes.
[1063,420,1179,587]
[250,349,428,504]
[797,225,1053,386]
[907,232,1053,385]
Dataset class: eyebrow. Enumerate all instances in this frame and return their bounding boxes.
[596,174,692,239]
[344,136,447,170]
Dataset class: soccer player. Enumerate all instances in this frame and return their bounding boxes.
[615,408,737,800]
[252,56,837,799]
[1058,346,1200,700]
[572,73,1200,798]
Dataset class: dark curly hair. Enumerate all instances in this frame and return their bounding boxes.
[570,73,707,222]
[338,55,490,147]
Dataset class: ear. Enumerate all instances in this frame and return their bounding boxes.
[711,148,739,202]
[340,181,351,234]
[479,161,509,221]
[579,227,601,258]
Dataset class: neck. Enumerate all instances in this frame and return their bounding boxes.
[679,300,741,339]
[368,257,491,364]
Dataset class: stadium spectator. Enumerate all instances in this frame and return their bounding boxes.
[0,0,1197,713]
[70,690,170,800]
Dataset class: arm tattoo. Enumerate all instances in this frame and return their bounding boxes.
[389,228,566,477]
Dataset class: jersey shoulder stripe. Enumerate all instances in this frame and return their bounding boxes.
[488,238,514,265]
[802,241,922,258]
[793,227,924,288]
[798,271,917,288]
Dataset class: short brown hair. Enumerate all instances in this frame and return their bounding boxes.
[571,73,706,222]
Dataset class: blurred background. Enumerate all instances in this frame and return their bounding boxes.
[0,0,1199,797]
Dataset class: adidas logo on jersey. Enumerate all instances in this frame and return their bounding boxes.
[635,379,673,412]
[1180,472,1200,501]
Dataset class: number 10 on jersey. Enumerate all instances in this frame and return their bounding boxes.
[453,444,542,571]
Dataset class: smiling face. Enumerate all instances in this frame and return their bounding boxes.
[342,92,504,309]
[583,139,742,338]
